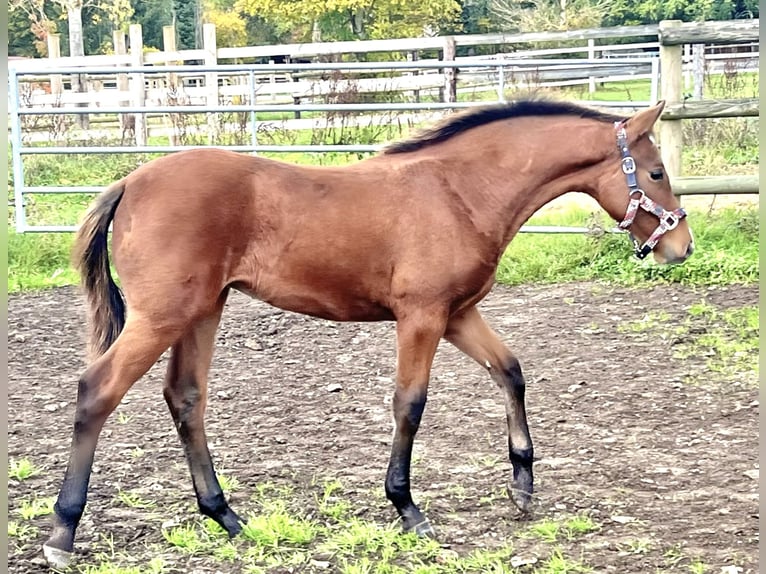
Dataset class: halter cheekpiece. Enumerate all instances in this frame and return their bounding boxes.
[614,122,686,259]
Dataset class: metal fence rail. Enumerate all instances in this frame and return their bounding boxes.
[8,38,758,233]
[9,58,658,233]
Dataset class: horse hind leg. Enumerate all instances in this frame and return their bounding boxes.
[44,316,185,568]
[162,291,242,536]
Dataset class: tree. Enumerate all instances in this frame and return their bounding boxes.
[173,0,201,49]
[235,0,462,43]
[204,0,248,46]
[602,0,758,26]
[9,0,61,56]
[491,0,609,33]
[130,0,174,50]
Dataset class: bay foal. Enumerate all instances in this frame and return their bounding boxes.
[44,99,693,567]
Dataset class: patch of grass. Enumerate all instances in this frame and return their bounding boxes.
[8,520,38,540]
[675,302,758,384]
[562,514,600,539]
[617,310,671,333]
[689,559,709,574]
[116,489,156,509]
[162,523,204,554]
[8,457,42,481]
[526,514,600,544]
[619,537,653,555]
[534,548,592,573]
[315,478,354,521]
[497,206,758,287]
[7,229,79,292]
[17,496,56,520]
[241,503,318,548]
[217,472,240,493]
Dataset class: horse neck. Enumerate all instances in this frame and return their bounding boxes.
[436,118,614,248]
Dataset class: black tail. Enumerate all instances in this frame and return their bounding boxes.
[71,180,127,358]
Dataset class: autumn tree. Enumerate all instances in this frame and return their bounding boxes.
[9,0,61,55]
[235,0,462,43]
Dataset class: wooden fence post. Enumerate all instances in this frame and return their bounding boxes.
[163,25,179,88]
[163,25,180,145]
[658,20,683,180]
[692,43,704,100]
[46,34,63,97]
[129,24,147,146]
[587,38,596,93]
[443,36,457,103]
[203,23,219,143]
[113,30,133,143]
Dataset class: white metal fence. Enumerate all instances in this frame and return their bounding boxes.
[8,19,759,233]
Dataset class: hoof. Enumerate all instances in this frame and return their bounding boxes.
[509,485,533,514]
[407,519,436,538]
[43,544,74,569]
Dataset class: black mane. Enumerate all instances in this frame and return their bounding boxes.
[383,98,626,155]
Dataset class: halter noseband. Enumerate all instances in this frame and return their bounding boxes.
[614,122,686,260]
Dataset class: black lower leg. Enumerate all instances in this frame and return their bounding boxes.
[385,392,433,536]
[166,384,242,536]
[502,359,534,511]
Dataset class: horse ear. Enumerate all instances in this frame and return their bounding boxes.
[624,101,665,140]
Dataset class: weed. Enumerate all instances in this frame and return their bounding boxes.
[620,538,652,554]
[562,514,600,539]
[316,478,353,521]
[527,518,561,543]
[116,412,132,424]
[17,496,56,520]
[689,559,709,574]
[535,548,592,573]
[213,541,240,561]
[8,457,41,481]
[77,563,143,574]
[162,523,204,554]
[116,489,156,509]
[217,472,240,492]
[241,505,318,548]
[8,520,37,540]
[617,311,671,333]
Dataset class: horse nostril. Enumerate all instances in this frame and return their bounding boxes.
[685,242,695,258]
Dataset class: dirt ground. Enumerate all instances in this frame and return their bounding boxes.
[7,281,759,573]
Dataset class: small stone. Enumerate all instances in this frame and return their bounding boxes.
[243,338,263,351]
[326,383,343,393]
[743,469,758,480]
[611,515,636,524]
[511,555,538,568]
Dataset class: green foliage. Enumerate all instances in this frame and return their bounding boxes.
[235,0,462,42]
[17,496,56,520]
[8,458,42,481]
[496,206,758,287]
[130,0,174,50]
[174,0,200,50]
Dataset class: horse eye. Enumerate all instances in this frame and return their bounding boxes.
[650,170,664,181]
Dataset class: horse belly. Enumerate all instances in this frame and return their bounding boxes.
[236,278,394,322]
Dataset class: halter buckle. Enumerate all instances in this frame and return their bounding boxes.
[621,156,636,175]
[662,212,680,230]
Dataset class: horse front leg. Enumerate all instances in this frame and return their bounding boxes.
[444,306,534,513]
[385,307,447,537]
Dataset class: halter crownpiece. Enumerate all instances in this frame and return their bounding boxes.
[614,121,686,260]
